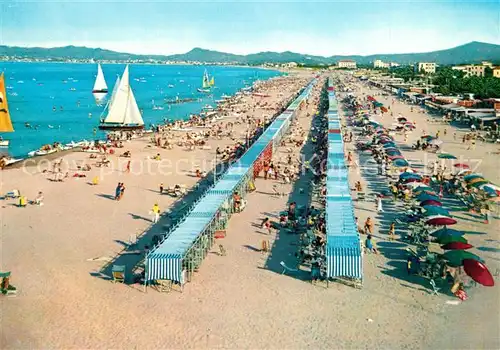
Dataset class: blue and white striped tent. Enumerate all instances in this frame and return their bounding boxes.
[145,79,316,284]
[324,78,363,282]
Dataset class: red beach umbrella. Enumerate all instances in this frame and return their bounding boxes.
[420,199,442,206]
[463,259,495,287]
[454,163,470,169]
[389,155,405,160]
[426,216,457,226]
[441,242,473,250]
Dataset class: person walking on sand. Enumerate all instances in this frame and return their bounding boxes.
[125,160,131,173]
[388,222,396,241]
[118,183,125,200]
[114,182,121,201]
[151,203,160,223]
[159,183,164,194]
[376,195,383,212]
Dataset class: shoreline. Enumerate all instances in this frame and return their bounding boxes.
[1,66,286,162]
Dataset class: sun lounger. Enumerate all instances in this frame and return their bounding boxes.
[4,189,20,199]
[429,279,440,295]
[155,279,173,293]
[112,265,126,283]
[280,261,298,275]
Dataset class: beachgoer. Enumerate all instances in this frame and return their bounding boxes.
[365,235,379,254]
[125,160,131,173]
[376,196,383,212]
[355,181,363,192]
[34,191,44,206]
[119,183,125,200]
[115,183,121,200]
[151,203,160,223]
[159,183,164,194]
[261,217,272,234]
[233,191,241,212]
[388,222,396,241]
[364,217,373,234]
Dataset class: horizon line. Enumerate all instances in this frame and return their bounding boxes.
[1,40,497,59]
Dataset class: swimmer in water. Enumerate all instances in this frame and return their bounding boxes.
[52,106,56,112]
[60,106,63,111]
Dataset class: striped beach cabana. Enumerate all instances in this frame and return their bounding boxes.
[145,79,317,287]
[324,78,363,286]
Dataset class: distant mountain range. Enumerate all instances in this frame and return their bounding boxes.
[1,41,499,66]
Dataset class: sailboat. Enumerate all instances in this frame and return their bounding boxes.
[197,69,213,93]
[0,73,14,147]
[98,65,144,130]
[92,63,108,93]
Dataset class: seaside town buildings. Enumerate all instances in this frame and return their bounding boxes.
[373,59,400,69]
[418,62,437,74]
[337,60,357,69]
[452,61,494,78]
[493,67,500,78]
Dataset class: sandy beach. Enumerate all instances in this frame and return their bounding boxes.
[1,71,499,349]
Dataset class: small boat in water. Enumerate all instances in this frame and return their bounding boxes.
[99,65,144,131]
[168,84,174,88]
[69,87,76,91]
[0,72,14,148]
[92,63,108,93]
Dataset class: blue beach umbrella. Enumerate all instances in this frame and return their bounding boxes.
[417,193,440,202]
[392,158,409,167]
[399,172,422,180]
[437,153,457,159]
[423,205,451,217]
[463,174,484,182]
[430,228,464,238]
[383,142,397,148]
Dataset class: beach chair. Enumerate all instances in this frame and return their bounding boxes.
[129,234,137,248]
[429,279,440,295]
[156,280,173,293]
[112,265,126,283]
[0,272,17,295]
[218,244,226,256]
[4,189,20,199]
[261,240,270,253]
[280,261,298,275]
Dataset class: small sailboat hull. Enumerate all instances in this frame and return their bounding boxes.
[98,123,144,131]
[0,140,9,147]
[197,88,211,93]
[92,89,109,93]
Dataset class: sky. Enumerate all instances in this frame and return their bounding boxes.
[0,0,499,56]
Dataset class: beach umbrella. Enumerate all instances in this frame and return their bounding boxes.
[441,242,473,250]
[420,199,442,207]
[415,190,437,197]
[383,142,397,148]
[397,117,407,122]
[404,123,416,129]
[463,259,495,287]
[437,153,457,159]
[407,183,431,190]
[470,180,490,188]
[400,172,421,179]
[393,159,409,167]
[429,139,443,146]
[379,138,395,144]
[454,163,470,169]
[426,216,457,226]
[430,228,464,238]
[437,234,468,246]
[389,155,405,160]
[386,149,402,155]
[443,250,484,267]
[421,134,432,139]
[467,177,486,185]
[464,174,484,182]
[423,205,450,216]
[457,169,473,176]
[417,193,440,202]
[480,184,499,196]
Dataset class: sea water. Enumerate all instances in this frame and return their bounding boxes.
[0,62,281,157]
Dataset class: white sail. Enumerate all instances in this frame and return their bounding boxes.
[108,76,121,109]
[103,65,144,126]
[93,64,108,92]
